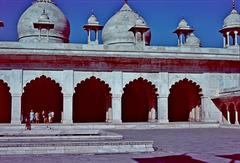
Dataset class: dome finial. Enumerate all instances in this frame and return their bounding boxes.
[124,0,128,4]
[233,0,236,9]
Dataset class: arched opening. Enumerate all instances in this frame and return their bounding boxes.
[122,77,158,122]
[168,78,202,122]
[21,75,63,123]
[0,80,11,123]
[73,76,111,123]
[229,103,236,124]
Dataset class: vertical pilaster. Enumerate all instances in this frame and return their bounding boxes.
[62,70,74,124]
[235,105,239,125]
[111,71,123,123]
[157,72,169,123]
[226,105,230,124]
[226,32,230,47]
[10,69,23,124]
[223,36,226,48]
[234,31,238,46]
[87,30,91,44]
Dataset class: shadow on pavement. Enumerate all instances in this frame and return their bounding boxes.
[134,154,206,163]
[216,154,240,163]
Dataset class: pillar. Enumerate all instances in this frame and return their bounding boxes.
[87,30,91,44]
[111,71,123,123]
[143,32,146,46]
[226,32,230,47]
[227,105,230,124]
[10,69,23,124]
[180,34,183,46]
[62,70,73,124]
[235,105,239,125]
[157,72,169,123]
[223,36,226,48]
[234,31,238,46]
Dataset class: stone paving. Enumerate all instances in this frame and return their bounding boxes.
[0,128,240,163]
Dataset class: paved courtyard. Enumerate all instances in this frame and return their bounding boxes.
[0,128,240,163]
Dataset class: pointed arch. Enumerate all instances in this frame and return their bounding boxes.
[73,76,112,123]
[0,80,11,123]
[21,75,63,123]
[122,77,158,122]
[168,78,202,122]
[220,103,228,122]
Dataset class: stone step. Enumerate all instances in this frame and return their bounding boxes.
[0,140,154,155]
[0,135,123,142]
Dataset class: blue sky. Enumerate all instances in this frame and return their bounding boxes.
[0,0,237,47]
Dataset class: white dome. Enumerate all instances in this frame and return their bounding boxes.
[17,0,70,43]
[178,19,190,29]
[88,14,99,25]
[223,9,240,28]
[102,3,151,46]
[185,33,200,47]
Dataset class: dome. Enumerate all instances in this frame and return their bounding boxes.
[38,9,50,23]
[185,33,200,47]
[223,9,240,28]
[17,0,70,43]
[178,19,191,29]
[88,14,99,25]
[102,3,151,46]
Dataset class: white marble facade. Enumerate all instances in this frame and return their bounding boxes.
[1,69,239,125]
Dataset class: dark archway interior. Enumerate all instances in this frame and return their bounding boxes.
[229,104,236,124]
[122,78,157,122]
[0,80,11,123]
[73,76,111,123]
[168,79,202,122]
[21,76,63,123]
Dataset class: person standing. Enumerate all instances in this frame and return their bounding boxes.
[35,112,40,123]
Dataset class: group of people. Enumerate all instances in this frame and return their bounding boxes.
[25,110,55,130]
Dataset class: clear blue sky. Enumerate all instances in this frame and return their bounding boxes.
[0,0,238,47]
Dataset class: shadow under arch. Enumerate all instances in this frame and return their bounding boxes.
[73,76,112,123]
[122,77,158,122]
[0,80,11,123]
[229,103,236,124]
[168,78,202,122]
[21,75,63,123]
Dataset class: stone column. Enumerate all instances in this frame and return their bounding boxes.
[157,72,169,123]
[10,69,23,124]
[112,94,122,123]
[226,32,230,47]
[157,96,169,123]
[180,34,183,46]
[111,71,123,123]
[87,30,91,44]
[223,36,226,48]
[143,32,146,46]
[234,31,238,46]
[235,106,239,125]
[62,70,74,124]
[227,107,230,124]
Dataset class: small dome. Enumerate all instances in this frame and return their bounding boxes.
[185,33,200,47]
[17,0,70,43]
[223,9,240,28]
[178,18,191,29]
[102,3,151,46]
[88,14,99,25]
[38,10,50,23]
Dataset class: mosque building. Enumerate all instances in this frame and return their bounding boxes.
[0,0,239,126]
